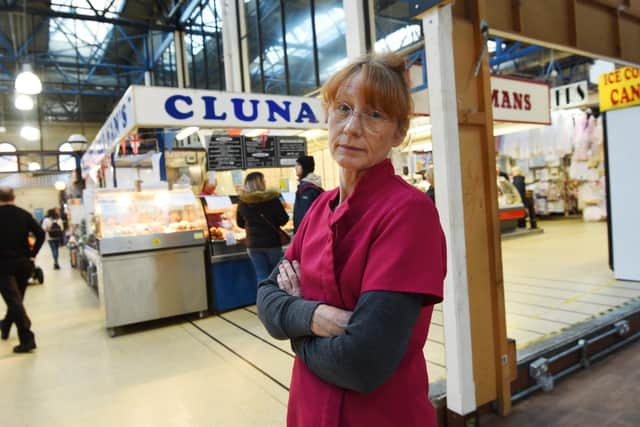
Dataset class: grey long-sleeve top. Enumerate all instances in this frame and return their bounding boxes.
[256,264,424,394]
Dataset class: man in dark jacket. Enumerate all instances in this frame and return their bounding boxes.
[511,167,537,229]
[0,187,45,353]
[293,155,323,232]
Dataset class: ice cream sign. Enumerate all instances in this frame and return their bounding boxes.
[599,67,640,112]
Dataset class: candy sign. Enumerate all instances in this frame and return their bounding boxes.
[599,67,640,112]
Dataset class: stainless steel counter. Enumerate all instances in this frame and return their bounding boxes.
[99,230,206,255]
[100,245,207,331]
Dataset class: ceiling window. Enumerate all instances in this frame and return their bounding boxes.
[48,1,126,61]
[373,0,422,53]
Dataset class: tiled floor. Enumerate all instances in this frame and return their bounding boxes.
[502,219,640,350]
[0,250,289,427]
[1,219,638,426]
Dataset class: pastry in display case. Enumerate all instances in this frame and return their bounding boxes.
[497,177,524,209]
[200,195,247,256]
[96,189,205,238]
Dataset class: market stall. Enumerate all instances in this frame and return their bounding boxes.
[80,86,325,319]
[92,188,208,335]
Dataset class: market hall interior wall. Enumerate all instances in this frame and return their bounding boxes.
[3,121,101,151]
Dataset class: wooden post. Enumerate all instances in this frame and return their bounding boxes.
[422,0,513,418]
[422,4,477,417]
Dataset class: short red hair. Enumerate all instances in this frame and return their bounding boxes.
[321,53,413,135]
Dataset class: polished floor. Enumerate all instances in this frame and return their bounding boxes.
[0,219,638,426]
[502,219,640,351]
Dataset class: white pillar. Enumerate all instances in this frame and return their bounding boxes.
[222,0,243,92]
[422,4,477,416]
[174,30,187,88]
[367,0,377,52]
[236,0,252,91]
[343,0,367,59]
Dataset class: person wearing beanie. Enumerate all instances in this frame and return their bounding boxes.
[293,155,324,232]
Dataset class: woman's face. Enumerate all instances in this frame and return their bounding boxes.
[328,71,405,173]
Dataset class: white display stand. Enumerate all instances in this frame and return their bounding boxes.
[606,105,640,282]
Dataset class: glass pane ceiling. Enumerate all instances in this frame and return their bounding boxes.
[48,0,126,61]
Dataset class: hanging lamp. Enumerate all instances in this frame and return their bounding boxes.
[15,63,42,95]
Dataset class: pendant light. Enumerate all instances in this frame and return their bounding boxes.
[15,63,42,95]
[14,1,42,96]
[20,125,40,141]
[14,93,34,110]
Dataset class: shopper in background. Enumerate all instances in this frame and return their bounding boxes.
[200,173,222,227]
[66,168,85,199]
[42,208,64,270]
[293,155,323,233]
[257,53,446,427]
[200,176,217,196]
[511,166,538,229]
[236,172,289,284]
[0,187,45,353]
[425,166,436,203]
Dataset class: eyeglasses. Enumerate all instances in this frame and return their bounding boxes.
[330,102,392,133]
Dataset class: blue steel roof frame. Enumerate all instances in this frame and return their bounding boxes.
[374,11,422,53]
[0,29,13,54]
[0,1,179,32]
[490,36,544,70]
[0,0,195,122]
[405,48,427,91]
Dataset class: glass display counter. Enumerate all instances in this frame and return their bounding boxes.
[92,188,208,335]
[497,177,527,233]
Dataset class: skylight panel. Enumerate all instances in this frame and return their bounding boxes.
[49,0,125,61]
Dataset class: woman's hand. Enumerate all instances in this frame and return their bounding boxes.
[278,259,302,297]
[311,305,353,337]
[277,259,352,337]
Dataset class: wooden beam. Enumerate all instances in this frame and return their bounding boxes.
[474,0,512,415]
[512,0,523,32]
[425,0,513,416]
[484,0,640,66]
[568,0,578,46]
[616,9,624,58]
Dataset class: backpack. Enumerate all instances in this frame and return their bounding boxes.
[48,221,63,240]
[296,182,324,197]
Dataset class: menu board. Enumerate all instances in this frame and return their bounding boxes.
[207,135,244,171]
[277,136,307,167]
[244,136,277,168]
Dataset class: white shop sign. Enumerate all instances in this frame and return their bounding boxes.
[132,86,323,130]
[551,81,589,109]
[82,86,324,176]
[490,76,551,124]
[81,87,135,173]
[409,72,550,123]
